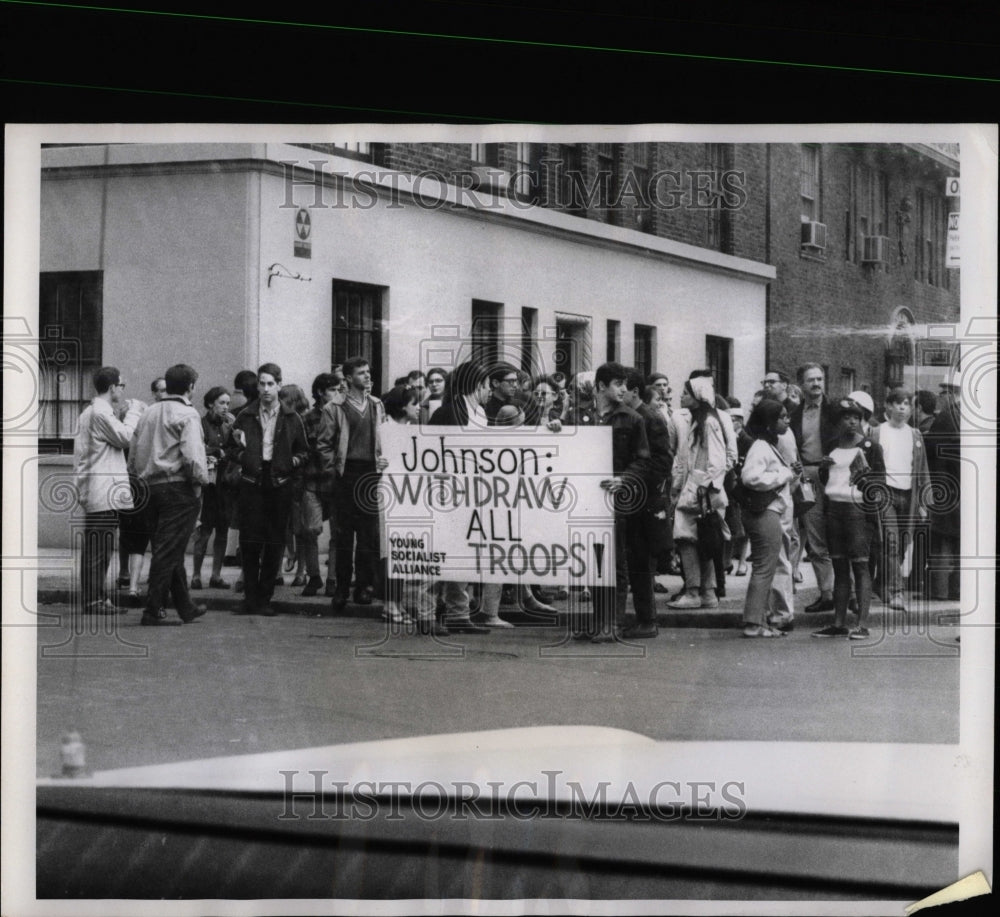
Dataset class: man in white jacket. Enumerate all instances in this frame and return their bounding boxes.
[74,366,145,613]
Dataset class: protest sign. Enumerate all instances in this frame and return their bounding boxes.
[380,425,616,587]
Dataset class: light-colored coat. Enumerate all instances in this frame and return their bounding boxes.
[74,397,144,513]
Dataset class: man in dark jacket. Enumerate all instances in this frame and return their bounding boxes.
[925,382,961,600]
[227,362,308,616]
[789,362,840,613]
[569,362,650,643]
[621,369,673,638]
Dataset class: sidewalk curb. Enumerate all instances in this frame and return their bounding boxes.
[36,589,749,628]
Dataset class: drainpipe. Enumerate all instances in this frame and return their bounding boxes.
[764,144,772,370]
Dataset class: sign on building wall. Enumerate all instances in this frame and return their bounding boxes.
[294,207,311,258]
[945,177,960,196]
[946,211,960,268]
[380,425,616,587]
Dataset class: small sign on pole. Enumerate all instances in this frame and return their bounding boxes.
[946,212,960,268]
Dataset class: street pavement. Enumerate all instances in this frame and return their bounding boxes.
[34,549,961,777]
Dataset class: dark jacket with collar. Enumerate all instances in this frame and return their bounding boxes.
[570,401,650,515]
[635,401,674,502]
[789,396,840,460]
[226,399,308,487]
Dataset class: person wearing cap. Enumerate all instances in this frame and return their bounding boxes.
[668,371,732,609]
[868,388,930,613]
[811,398,886,640]
[789,363,840,613]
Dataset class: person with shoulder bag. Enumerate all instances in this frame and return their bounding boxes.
[739,400,799,637]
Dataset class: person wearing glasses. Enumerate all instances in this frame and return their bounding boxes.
[484,364,526,427]
[760,370,792,409]
[74,367,146,615]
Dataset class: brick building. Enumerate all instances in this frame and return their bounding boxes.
[336,138,960,403]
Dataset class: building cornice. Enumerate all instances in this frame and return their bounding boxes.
[41,143,776,285]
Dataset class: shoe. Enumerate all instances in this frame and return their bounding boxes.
[85,598,123,615]
[533,588,557,604]
[274,576,284,586]
[715,586,726,598]
[667,593,702,609]
[848,627,871,640]
[259,604,278,617]
[179,603,208,623]
[622,624,658,639]
[291,574,306,588]
[353,586,375,606]
[553,587,570,601]
[190,576,203,590]
[481,616,515,628]
[793,571,804,583]
[447,620,491,634]
[804,597,835,613]
[767,617,795,632]
[383,602,414,624]
[742,625,786,638]
[590,632,617,644]
[811,625,849,638]
[301,576,323,597]
[668,589,688,602]
[140,608,181,626]
[209,576,230,590]
[522,596,556,613]
[579,588,591,603]
[126,592,144,608]
[888,593,907,612]
[324,579,338,597]
[653,582,669,593]
[417,619,450,636]
[701,594,720,608]
[734,566,747,577]
[330,594,348,614]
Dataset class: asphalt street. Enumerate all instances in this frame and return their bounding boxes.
[36,604,959,777]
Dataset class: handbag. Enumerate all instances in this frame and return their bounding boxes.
[695,486,725,556]
[739,484,781,514]
[791,478,816,518]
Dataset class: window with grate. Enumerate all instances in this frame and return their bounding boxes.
[332,280,384,393]
[38,271,103,451]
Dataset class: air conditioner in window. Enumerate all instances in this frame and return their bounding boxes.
[862,235,890,264]
[800,220,827,250]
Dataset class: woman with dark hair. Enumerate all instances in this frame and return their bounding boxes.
[425,363,491,634]
[419,366,448,424]
[811,399,886,640]
[739,399,799,637]
[382,384,421,425]
[668,371,732,609]
[191,385,235,590]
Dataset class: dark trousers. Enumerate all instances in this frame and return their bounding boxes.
[334,461,379,599]
[620,512,655,626]
[239,477,294,610]
[145,482,202,616]
[80,510,118,607]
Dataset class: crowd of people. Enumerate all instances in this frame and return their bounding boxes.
[73,353,962,639]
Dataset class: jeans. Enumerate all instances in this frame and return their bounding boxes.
[79,510,118,607]
[145,482,202,616]
[742,508,793,626]
[881,485,912,596]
